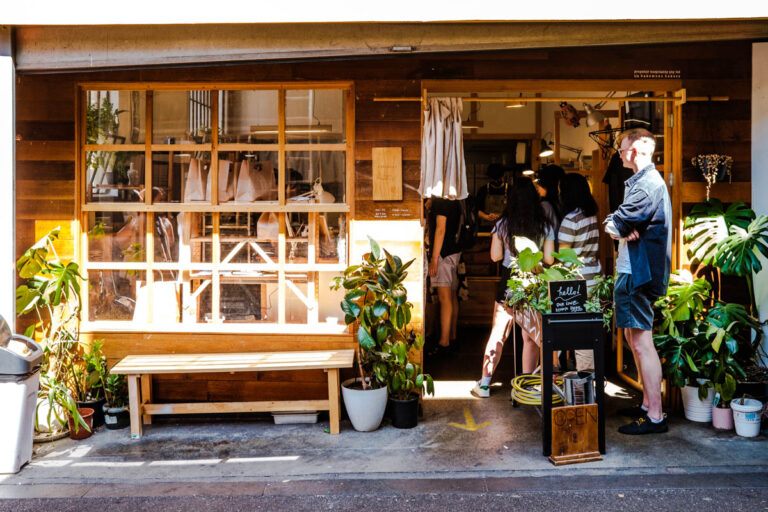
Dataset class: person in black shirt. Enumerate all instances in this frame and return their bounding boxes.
[427,197,461,355]
[476,163,509,232]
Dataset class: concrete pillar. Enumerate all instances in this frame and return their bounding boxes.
[0,27,14,327]
[751,42,768,367]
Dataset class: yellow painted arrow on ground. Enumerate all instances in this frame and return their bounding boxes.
[449,407,490,431]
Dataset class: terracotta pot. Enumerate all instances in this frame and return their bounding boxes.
[712,405,734,430]
[67,407,95,440]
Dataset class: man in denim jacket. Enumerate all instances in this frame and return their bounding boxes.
[605,128,672,435]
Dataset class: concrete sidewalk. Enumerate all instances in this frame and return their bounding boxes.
[1,377,766,499]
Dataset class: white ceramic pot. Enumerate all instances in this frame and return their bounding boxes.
[731,398,764,438]
[341,378,388,432]
[681,384,714,422]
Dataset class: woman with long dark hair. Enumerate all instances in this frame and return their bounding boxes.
[558,173,602,370]
[471,178,554,398]
[535,164,566,243]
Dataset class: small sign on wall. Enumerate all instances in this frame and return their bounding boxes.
[372,147,402,201]
[548,280,587,314]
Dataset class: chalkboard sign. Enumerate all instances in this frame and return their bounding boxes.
[548,280,587,313]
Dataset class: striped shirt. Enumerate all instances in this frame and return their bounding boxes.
[558,209,602,288]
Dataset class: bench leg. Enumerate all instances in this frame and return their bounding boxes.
[140,374,152,425]
[326,368,341,434]
[127,375,143,439]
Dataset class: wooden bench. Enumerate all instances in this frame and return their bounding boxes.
[110,349,355,439]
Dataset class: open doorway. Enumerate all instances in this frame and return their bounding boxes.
[421,84,680,398]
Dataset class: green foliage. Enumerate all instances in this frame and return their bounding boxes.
[684,199,755,271]
[70,341,108,402]
[16,229,87,433]
[503,248,612,328]
[104,373,128,409]
[653,272,751,400]
[331,238,433,399]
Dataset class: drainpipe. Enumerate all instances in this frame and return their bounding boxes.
[0,26,14,325]
[752,42,768,368]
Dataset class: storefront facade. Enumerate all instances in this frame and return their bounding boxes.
[8,21,767,403]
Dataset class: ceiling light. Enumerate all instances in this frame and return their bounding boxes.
[522,169,535,176]
[389,45,414,53]
[505,93,526,109]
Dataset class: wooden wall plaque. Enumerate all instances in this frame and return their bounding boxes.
[550,404,602,465]
[372,147,403,201]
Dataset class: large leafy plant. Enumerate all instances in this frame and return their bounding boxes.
[684,199,768,363]
[16,228,89,433]
[331,238,434,399]
[653,271,758,400]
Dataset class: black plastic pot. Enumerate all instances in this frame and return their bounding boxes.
[77,397,106,428]
[102,403,130,430]
[388,394,419,429]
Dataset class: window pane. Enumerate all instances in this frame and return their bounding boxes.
[219,212,278,266]
[151,151,211,204]
[218,151,278,203]
[184,275,213,323]
[220,90,278,144]
[86,90,145,144]
[317,212,346,265]
[285,276,309,324]
[87,212,146,263]
[220,276,277,323]
[86,151,145,203]
[88,270,145,321]
[286,151,345,204]
[318,271,346,326]
[285,89,345,144]
[153,90,212,144]
[152,212,180,263]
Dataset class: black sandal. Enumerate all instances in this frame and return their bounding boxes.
[427,344,453,358]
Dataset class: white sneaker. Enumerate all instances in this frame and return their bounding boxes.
[471,381,490,398]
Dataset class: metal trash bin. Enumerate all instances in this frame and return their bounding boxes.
[0,315,44,474]
[562,371,595,406]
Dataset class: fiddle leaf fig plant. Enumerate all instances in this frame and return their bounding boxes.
[331,237,434,399]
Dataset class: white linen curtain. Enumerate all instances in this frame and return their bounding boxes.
[419,97,468,200]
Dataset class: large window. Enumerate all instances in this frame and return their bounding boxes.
[79,84,353,331]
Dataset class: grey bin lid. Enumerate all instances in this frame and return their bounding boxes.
[0,314,43,375]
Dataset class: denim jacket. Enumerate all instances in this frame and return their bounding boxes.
[608,164,672,297]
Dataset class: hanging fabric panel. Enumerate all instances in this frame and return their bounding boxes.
[419,98,468,200]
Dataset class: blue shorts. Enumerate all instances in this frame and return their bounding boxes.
[614,273,656,331]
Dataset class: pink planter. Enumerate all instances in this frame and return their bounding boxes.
[712,405,734,430]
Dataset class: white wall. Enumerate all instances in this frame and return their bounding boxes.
[0,46,14,325]
[752,42,768,367]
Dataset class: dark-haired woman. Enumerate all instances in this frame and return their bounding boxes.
[558,173,602,371]
[471,178,554,398]
[535,164,566,243]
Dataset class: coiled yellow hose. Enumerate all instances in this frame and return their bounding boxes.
[511,374,565,406]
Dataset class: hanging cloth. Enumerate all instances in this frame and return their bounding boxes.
[419,98,468,200]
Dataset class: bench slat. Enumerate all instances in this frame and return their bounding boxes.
[143,400,330,415]
[111,349,355,375]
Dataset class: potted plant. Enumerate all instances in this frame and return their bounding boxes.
[331,237,434,431]
[684,199,768,401]
[103,372,130,430]
[16,228,89,439]
[654,272,717,421]
[68,340,108,428]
